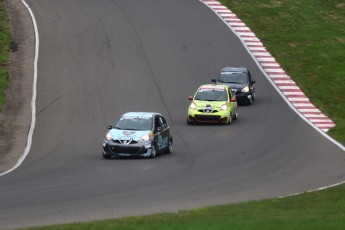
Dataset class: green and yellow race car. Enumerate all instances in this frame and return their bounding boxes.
[187,84,238,125]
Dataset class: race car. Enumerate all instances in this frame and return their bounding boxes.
[102,112,173,159]
[187,84,238,125]
[212,67,256,105]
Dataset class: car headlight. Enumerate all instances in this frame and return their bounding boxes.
[139,133,150,142]
[242,86,250,93]
[190,102,197,110]
[220,104,228,110]
[106,132,113,141]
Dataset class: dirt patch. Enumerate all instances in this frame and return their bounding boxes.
[0,0,34,174]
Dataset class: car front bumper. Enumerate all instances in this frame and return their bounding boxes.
[188,109,230,124]
[102,141,153,158]
[234,92,252,103]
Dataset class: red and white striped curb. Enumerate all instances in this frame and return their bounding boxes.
[201,0,335,132]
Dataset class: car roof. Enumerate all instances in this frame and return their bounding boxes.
[121,112,161,118]
[220,67,248,73]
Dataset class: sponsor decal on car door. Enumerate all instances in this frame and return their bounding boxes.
[158,129,169,150]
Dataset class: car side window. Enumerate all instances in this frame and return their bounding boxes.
[159,116,168,128]
[155,116,167,129]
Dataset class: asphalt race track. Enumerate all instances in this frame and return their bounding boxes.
[1,0,344,229]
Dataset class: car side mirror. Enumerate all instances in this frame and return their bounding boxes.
[211,79,217,83]
[251,80,256,84]
[188,96,193,100]
[107,125,113,129]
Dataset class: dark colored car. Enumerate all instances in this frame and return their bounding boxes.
[102,112,173,159]
[212,67,256,105]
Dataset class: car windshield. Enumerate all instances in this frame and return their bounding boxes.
[218,71,248,84]
[114,117,153,131]
[194,89,228,101]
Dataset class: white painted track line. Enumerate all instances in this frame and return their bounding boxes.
[0,0,38,176]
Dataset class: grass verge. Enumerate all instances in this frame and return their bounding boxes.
[219,0,345,144]
[1,0,344,229]
[23,183,345,230]
[0,1,10,110]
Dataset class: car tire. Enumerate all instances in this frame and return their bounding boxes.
[151,144,157,158]
[233,112,238,120]
[248,97,253,105]
[226,115,232,125]
[165,138,173,154]
[252,92,256,101]
[103,153,111,159]
[187,118,193,125]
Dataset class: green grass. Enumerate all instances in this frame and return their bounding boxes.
[0,1,10,110]
[219,0,345,144]
[23,183,345,230]
[1,0,344,229]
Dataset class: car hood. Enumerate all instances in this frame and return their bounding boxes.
[194,100,227,108]
[109,129,150,141]
[217,82,247,90]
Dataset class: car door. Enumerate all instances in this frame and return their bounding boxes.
[154,115,169,151]
[228,88,237,115]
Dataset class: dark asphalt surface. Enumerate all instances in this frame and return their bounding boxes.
[0,0,344,229]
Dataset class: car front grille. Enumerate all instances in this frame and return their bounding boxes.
[195,115,221,122]
[109,146,141,155]
[113,140,138,144]
[197,109,219,113]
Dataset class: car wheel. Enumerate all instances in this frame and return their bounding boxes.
[165,138,173,154]
[248,97,253,105]
[151,144,157,158]
[233,111,238,120]
[187,117,193,125]
[103,153,111,159]
[226,114,232,125]
[252,92,256,101]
